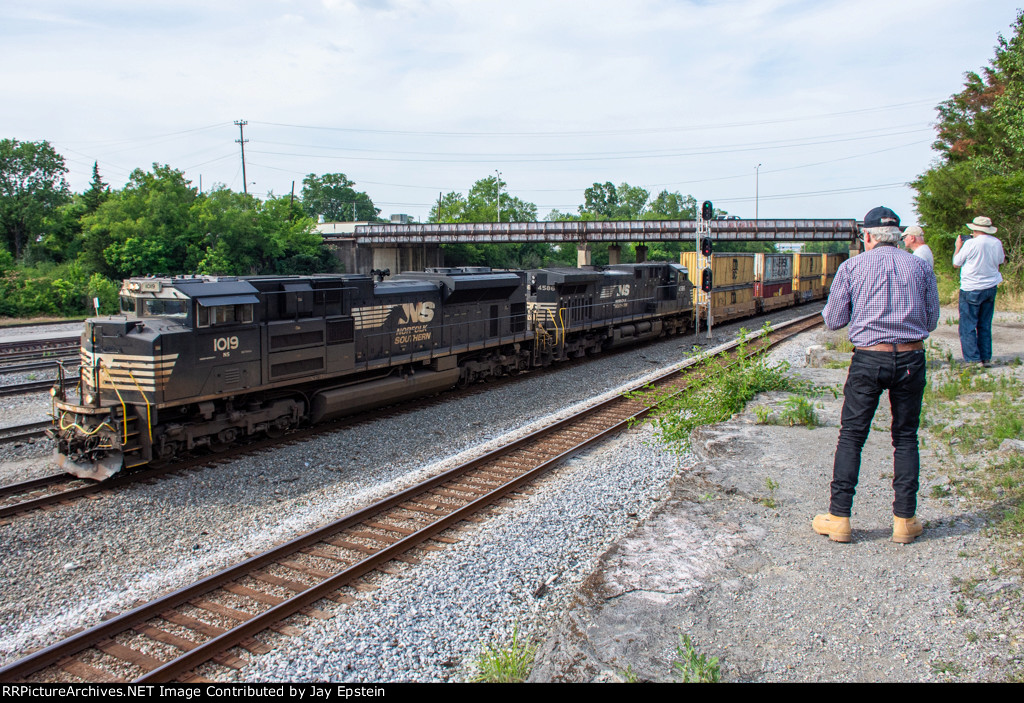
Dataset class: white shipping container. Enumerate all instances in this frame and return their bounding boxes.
[755,253,793,283]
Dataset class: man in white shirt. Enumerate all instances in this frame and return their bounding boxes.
[953,216,1005,365]
[902,225,933,268]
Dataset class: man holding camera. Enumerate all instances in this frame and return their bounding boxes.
[813,206,939,544]
[954,216,1005,366]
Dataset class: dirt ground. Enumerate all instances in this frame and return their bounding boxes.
[530,306,1024,682]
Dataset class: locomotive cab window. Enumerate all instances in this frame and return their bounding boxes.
[197,303,254,328]
[141,298,188,319]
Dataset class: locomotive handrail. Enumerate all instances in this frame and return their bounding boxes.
[558,307,567,354]
[125,369,153,444]
[98,362,130,445]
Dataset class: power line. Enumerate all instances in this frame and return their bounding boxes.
[250,122,928,159]
[246,127,930,165]
[250,98,938,138]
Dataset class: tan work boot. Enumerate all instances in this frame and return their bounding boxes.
[812,513,852,542]
[892,516,923,544]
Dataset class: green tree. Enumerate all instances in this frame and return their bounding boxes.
[300,173,380,222]
[578,181,650,220]
[433,175,536,223]
[82,162,110,214]
[0,139,71,259]
[616,183,649,220]
[80,164,202,279]
[34,197,87,264]
[914,11,1024,284]
[643,190,697,220]
[193,187,266,275]
[429,192,468,223]
[580,182,619,219]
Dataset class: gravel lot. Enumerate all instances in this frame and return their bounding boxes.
[530,307,1024,683]
[0,306,820,678]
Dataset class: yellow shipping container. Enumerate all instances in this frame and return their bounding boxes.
[793,253,822,278]
[823,272,842,294]
[823,252,848,275]
[795,277,824,302]
[709,285,755,308]
[680,252,756,288]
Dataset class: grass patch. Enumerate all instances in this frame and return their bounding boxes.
[632,325,807,453]
[931,660,966,676]
[823,335,855,353]
[672,635,721,683]
[754,476,781,508]
[755,395,822,428]
[936,272,961,306]
[470,624,536,683]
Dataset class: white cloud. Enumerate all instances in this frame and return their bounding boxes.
[0,0,1019,220]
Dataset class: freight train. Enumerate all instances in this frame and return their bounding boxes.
[49,262,696,480]
[49,250,844,481]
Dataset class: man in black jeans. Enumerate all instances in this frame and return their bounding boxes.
[813,206,939,543]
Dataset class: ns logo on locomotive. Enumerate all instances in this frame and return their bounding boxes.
[48,264,696,481]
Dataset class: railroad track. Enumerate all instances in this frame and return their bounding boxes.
[0,312,822,684]
[0,375,79,397]
[0,421,51,446]
[0,307,805,520]
[0,358,80,375]
[0,338,80,358]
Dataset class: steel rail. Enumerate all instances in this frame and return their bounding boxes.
[0,338,81,356]
[0,359,79,375]
[0,311,822,683]
[0,376,79,397]
[0,472,68,499]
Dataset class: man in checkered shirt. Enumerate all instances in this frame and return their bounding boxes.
[812,206,939,544]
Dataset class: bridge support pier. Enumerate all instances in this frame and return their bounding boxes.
[635,245,648,263]
[577,244,592,267]
[607,245,621,265]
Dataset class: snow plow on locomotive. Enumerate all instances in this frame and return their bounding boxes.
[49,263,696,480]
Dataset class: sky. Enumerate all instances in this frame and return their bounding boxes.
[2,0,1021,225]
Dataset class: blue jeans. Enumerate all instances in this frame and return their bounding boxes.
[959,286,998,363]
[830,349,927,519]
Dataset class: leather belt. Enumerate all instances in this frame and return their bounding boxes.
[855,341,924,352]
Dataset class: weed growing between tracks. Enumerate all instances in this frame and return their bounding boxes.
[631,325,809,454]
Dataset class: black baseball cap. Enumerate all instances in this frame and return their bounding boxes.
[862,206,900,228]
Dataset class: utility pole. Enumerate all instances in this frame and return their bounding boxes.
[755,163,762,226]
[235,119,249,195]
[495,169,502,223]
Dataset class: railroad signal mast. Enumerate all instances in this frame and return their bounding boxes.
[696,200,714,338]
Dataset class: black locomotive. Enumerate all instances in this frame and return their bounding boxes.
[50,263,695,479]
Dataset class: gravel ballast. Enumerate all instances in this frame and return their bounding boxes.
[0,307,819,674]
